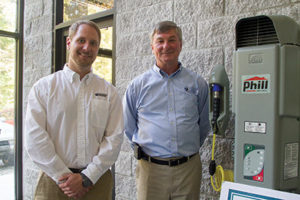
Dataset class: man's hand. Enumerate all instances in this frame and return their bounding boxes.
[58,173,91,199]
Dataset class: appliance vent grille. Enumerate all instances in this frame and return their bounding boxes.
[236,16,279,48]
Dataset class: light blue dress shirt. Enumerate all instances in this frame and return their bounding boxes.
[123,63,211,158]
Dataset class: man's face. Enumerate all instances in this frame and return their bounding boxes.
[151,29,182,67]
[67,24,100,70]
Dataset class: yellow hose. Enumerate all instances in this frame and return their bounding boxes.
[211,134,216,160]
[210,133,234,192]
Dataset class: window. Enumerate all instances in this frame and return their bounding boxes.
[0,0,24,199]
[92,26,113,83]
[64,0,114,22]
[0,36,15,200]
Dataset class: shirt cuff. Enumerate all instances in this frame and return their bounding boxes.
[81,164,102,185]
[52,167,72,184]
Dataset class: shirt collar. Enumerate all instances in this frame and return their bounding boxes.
[63,64,93,85]
[152,62,182,78]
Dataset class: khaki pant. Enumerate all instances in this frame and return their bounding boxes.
[136,154,202,200]
[34,170,112,200]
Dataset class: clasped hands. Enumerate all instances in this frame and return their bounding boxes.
[58,173,92,199]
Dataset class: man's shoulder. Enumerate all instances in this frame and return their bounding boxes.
[181,67,205,81]
[92,74,116,89]
[91,74,120,97]
[29,72,62,99]
[130,68,154,85]
[32,71,60,88]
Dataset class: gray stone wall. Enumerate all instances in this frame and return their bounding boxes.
[23,0,53,199]
[22,0,300,199]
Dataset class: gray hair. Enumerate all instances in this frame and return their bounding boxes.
[68,20,101,40]
[150,21,182,43]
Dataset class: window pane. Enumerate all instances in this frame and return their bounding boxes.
[64,0,114,22]
[100,26,112,50]
[0,36,15,200]
[93,26,112,83]
[92,56,112,83]
[0,0,17,32]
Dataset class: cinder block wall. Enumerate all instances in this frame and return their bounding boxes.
[23,0,53,199]
[23,0,300,199]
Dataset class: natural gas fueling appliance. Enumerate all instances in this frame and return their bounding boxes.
[209,15,300,193]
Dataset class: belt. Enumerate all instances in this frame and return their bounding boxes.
[69,168,85,173]
[141,152,197,167]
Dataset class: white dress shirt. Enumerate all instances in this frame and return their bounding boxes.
[25,65,123,184]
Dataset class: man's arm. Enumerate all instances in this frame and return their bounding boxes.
[123,83,138,143]
[25,82,71,182]
[198,79,211,146]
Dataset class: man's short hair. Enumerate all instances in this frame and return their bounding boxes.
[151,21,182,43]
[68,20,101,40]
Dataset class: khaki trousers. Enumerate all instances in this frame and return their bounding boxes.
[136,154,202,200]
[34,170,112,200]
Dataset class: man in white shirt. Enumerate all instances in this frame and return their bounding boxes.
[25,20,123,200]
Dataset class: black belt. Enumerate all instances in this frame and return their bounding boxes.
[141,152,197,167]
[69,168,85,173]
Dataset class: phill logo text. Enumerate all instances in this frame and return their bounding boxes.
[241,74,271,94]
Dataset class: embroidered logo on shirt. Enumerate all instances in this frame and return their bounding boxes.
[95,93,107,97]
[184,87,198,95]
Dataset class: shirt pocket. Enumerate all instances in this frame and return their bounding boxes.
[90,97,109,129]
[174,87,198,117]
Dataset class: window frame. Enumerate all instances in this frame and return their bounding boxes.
[0,0,24,199]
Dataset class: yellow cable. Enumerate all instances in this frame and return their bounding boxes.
[210,133,234,192]
[212,133,216,160]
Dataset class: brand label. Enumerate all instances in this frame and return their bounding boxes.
[284,143,299,180]
[249,54,263,64]
[241,74,271,94]
[244,121,266,134]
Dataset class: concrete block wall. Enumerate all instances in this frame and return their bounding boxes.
[23,0,53,199]
[22,0,300,199]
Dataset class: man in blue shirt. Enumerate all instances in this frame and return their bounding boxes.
[123,21,211,200]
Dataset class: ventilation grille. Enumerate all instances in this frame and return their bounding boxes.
[236,16,279,48]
